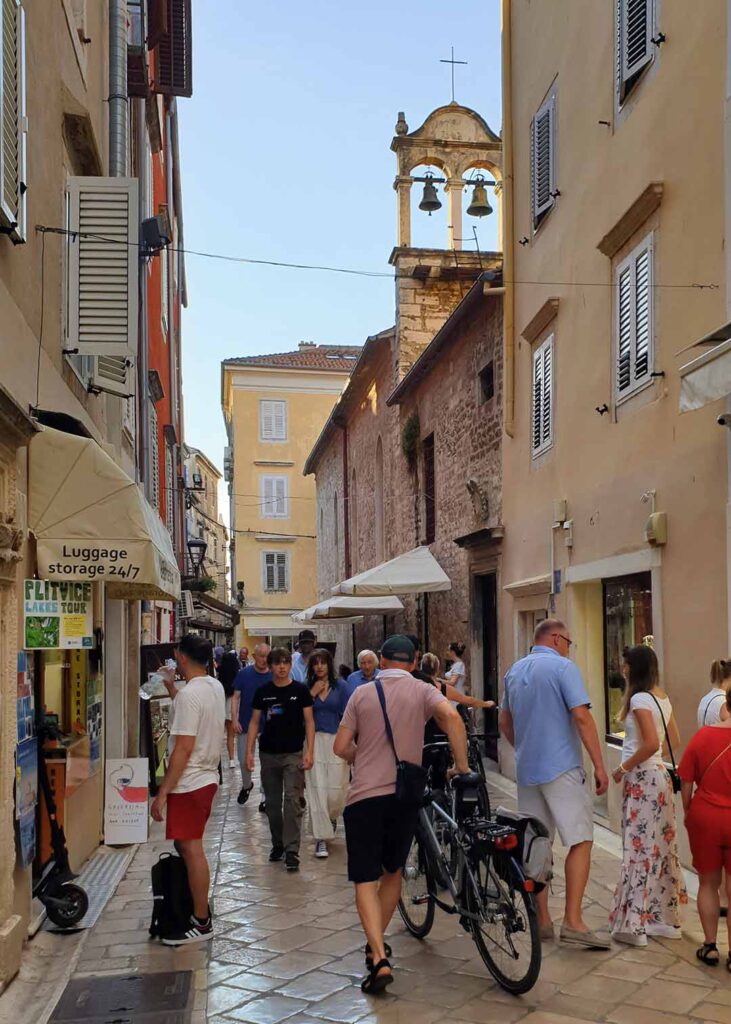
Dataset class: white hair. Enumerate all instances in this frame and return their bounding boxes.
[357,649,377,666]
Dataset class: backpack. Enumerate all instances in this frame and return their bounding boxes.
[495,806,553,889]
[149,852,193,940]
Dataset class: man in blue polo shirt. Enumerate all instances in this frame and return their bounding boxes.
[232,643,271,804]
[499,618,609,950]
[346,650,379,695]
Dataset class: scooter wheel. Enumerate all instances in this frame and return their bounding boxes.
[46,882,89,928]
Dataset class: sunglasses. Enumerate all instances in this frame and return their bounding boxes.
[553,633,574,648]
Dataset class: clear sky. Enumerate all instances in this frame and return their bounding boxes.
[178,1,503,490]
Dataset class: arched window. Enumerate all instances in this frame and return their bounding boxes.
[375,437,384,562]
[350,469,358,571]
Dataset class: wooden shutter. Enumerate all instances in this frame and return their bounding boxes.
[66,177,139,357]
[264,553,275,590]
[149,402,160,511]
[531,336,553,456]
[90,355,134,397]
[147,0,169,47]
[275,553,287,591]
[615,235,653,398]
[531,93,555,226]
[152,0,192,98]
[260,400,286,441]
[0,0,25,240]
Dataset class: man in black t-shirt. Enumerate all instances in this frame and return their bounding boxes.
[246,647,314,871]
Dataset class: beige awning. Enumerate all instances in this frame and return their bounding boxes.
[294,595,404,622]
[333,547,451,597]
[29,426,180,601]
[679,338,731,412]
[243,613,302,636]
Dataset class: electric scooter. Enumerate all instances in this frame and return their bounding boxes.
[34,720,89,929]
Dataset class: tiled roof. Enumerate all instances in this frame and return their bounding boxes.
[224,344,362,372]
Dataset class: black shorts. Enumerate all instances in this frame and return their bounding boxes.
[343,795,418,884]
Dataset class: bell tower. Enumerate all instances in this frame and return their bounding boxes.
[390,104,503,376]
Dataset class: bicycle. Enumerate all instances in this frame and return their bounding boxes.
[398,771,541,995]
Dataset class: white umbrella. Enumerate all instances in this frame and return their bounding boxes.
[332,547,451,596]
[295,595,404,621]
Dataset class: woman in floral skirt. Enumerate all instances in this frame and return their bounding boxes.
[609,645,687,945]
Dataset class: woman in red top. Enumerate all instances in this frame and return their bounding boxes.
[679,687,731,971]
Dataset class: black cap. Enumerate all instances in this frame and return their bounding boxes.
[298,629,316,642]
[381,634,416,664]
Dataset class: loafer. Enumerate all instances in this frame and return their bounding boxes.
[560,925,611,949]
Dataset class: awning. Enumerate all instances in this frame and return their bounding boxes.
[29,426,180,601]
[243,613,302,636]
[679,337,731,412]
[294,595,404,622]
[332,546,451,596]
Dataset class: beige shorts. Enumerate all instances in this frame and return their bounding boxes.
[517,767,594,848]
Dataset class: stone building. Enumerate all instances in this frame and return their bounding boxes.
[305,104,503,692]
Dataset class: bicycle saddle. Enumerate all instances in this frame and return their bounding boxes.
[451,771,482,789]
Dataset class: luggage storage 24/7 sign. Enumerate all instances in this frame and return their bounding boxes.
[23,579,94,650]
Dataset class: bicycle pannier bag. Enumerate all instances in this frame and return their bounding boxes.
[495,807,553,887]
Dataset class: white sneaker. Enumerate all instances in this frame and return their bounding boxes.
[228,758,238,769]
[315,840,328,858]
[612,931,648,947]
[647,923,682,939]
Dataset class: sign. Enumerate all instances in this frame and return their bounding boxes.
[104,759,149,845]
[16,651,35,742]
[16,738,38,867]
[23,579,93,650]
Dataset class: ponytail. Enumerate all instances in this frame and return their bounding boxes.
[449,642,466,658]
[710,658,731,687]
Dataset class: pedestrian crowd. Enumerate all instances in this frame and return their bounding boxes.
[147,620,731,986]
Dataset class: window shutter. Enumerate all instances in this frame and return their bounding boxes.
[149,402,160,511]
[542,341,552,445]
[260,401,274,440]
[634,248,651,378]
[531,94,555,226]
[275,477,286,517]
[261,475,274,515]
[615,235,653,398]
[621,0,653,82]
[273,402,286,440]
[532,348,543,451]
[147,0,168,48]
[165,444,174,537]
[276,553,287,591]
[66,177,139,357]
[152,0,192,98]
[617,265,633,394]
[90,355,134,397]
[531,336,553,456]
[0,0,25,241]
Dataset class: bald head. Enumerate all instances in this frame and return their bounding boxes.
[534,618,572,658]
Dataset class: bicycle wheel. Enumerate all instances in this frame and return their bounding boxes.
[464,854,540,995]
[398,830,435,938]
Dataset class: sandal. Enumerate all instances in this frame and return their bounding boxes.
[364,941,392,968]
[360,957,393,995]
[696,942,719,966]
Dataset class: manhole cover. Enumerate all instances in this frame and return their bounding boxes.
[49,971,192,1023]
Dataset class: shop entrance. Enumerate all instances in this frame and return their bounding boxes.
[476,572,499,761]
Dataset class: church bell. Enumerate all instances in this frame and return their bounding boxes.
[467,181,493,218]
[418,176,442,215]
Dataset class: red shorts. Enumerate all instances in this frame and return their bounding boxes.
[166,783,217,840]
[686,795,731,875]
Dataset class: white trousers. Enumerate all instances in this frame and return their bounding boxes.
[306,731,349,841]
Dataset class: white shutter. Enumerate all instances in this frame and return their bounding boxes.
[0,0,25,241]
[620,0,653,83]
[615,235,653,398]
[165,444,174,537]
[275,477,287,517]
[261,475,274,516]
[531,93,555,226]
[66,176,139,357]
[273,401,286,439]
[262,551,288,591]
[261,475,287,517]
[90,354,134,397]
[149,402,160,511]
[531,336,554,456]
[259,400,286,441]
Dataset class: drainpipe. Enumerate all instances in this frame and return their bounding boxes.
[135,100,150,496]
[108,0,128,176]
[501,0,516,437]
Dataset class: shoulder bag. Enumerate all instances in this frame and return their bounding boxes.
[648,693,681,794]
[374,679,427,807]
[703,691,726,725]
[697,737,731,795]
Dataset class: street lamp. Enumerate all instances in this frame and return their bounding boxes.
[187,537,207,577]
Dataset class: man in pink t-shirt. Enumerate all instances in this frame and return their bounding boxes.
[334,634,468,993]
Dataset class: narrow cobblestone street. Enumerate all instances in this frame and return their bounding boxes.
[14,765,722,1024]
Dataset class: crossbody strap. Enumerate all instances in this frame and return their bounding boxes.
[374,679,400,766]
[703,692,725,725]
[648,693,677,771]
[699,739,731,790]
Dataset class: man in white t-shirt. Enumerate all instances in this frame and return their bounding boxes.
[151,634,225,945]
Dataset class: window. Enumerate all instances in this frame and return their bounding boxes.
[531,335,554,457]
[262,551,288,592]
[423,433,435,544]
[0,0,27,242]
[260,475,288,518]
[149,402,160,511]
[531,88,556,229]
[259,400,287,442]
[603,572,653,736]
[615,234,653,400]
[165,444,174,537]
[479,361,495,403]
[616,0,655,105]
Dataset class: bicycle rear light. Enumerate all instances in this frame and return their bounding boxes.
[494,833,519,851]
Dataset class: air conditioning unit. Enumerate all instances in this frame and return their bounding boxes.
[223,446,233,482]
[177,589,194,619]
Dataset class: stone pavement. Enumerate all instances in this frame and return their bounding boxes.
[9,763,731,1024]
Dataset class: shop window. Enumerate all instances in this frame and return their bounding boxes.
[603,571,653,738]
[423,433,435,544]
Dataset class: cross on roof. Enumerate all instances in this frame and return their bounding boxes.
[440,46,468,103]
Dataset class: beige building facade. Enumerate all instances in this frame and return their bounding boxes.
[221,345,358,648]
[499,0,728,835]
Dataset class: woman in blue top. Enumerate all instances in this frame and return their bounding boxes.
[306,648,351,859]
